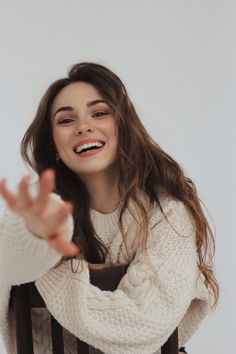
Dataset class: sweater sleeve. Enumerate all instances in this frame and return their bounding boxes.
[36,199,200,354]
[0,193,74,286]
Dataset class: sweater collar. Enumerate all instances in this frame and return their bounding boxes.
[89,190,151,236]
[89,202,122,235]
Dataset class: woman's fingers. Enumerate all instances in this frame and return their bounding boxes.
[1,175,34,212]
[50,201,73,228]
[45,201,78,256]
[18,175,33,209]
[1,171,78,257]
[0,179,18,208]
[34,169,55,213]
[46,234,79,256]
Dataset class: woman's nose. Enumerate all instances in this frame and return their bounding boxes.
[75,125,93,135]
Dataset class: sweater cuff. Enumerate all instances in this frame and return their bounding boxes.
[0,205,74,285]
[36,259,89,300]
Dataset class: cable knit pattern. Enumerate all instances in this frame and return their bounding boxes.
[0,191,211,354]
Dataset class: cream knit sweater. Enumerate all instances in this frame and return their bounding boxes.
[0,190,210,354]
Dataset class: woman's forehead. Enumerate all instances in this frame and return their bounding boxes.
[51,82,104,114]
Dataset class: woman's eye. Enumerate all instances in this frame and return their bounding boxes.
[92,111,108,118]
[58,118,74,125]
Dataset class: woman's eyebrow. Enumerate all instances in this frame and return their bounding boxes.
[53,106,74,119]
[86,99,106,107]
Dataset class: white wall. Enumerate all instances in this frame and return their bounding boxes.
[0,1,235,353]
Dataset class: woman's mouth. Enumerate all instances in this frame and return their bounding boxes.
[73,142,106,157]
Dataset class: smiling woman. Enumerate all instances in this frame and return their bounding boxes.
[0,62,219,354]
[50,81,119,198]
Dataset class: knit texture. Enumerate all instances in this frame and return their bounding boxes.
[0,190,211,354]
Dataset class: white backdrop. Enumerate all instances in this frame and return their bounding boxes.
[0,1,235,353]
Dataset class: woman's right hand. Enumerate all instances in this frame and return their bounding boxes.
[0,169,79,257]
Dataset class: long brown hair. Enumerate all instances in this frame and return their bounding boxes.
[21,62,219,308]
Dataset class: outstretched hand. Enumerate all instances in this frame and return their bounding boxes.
[0,169,79,257]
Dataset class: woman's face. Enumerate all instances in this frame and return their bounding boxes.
[51,81,119,179]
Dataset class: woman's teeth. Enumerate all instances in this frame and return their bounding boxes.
[74,141,105,154]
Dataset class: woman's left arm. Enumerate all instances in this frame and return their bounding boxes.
[36,199,204,354]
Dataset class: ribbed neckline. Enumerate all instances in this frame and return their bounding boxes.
[89,190,152,236]
[89,202,122,235]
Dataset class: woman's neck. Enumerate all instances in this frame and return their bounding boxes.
[79,168,121,214]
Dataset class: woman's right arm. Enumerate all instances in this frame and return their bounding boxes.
[0,169,78,286]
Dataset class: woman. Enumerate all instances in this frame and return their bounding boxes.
[0,62,219,354]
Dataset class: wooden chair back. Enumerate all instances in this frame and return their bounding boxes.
[10,264,178,354]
